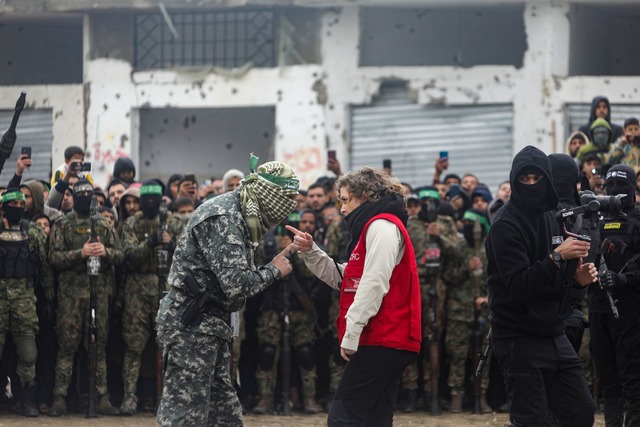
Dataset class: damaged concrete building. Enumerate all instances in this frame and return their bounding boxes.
[1,0,640,190]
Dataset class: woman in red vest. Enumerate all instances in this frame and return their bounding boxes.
[286,167,421,426]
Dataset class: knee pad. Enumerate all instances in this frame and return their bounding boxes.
[15,336,37,365]
[296,345,316,370]
[259,345,276,371]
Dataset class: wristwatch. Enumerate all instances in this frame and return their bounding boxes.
[552,251,564,263]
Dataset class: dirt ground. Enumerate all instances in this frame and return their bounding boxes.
[0,411,606,426]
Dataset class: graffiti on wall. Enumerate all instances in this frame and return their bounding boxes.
[282,146,323,189]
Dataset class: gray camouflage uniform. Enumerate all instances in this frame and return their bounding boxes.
[156,191,282,426]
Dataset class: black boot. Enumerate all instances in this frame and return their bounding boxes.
[403,390,417,413]
[21,382,38,417]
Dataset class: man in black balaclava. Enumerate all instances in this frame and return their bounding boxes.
[590,164,640,426]
[548,153,595,354]
[49,179,124,417]
[486,146,596,426]
[119,179,183,415]
[0,189,54,417]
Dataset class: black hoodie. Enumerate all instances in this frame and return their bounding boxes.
[486,146,567,338]
[578,96,624,141]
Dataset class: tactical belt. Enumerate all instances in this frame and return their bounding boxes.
[173,286,231,326]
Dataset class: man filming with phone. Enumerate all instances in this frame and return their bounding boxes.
[608,117,640,173]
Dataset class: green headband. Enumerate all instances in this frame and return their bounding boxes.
[248,154,300,191]
[462,210,491,231]
[418,189,440,200]
[2,191,25,203]
[140,184,163,196]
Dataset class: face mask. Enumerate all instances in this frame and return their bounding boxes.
[606,180,635,209]
[140,195,161,219]
[176,212,192,222]
[73,196,92,216]
[418,200,438,223]
[514,180,550,213]
[592,128,611,150]
[3,205,24,225]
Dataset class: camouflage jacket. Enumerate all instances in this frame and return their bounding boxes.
[324,220,349,263]
[156,191,282,340]
[122,211,184,296]
[48,211,124,298]
[0,222,54,301]
[407,214,460,286]
[440,237,488,323]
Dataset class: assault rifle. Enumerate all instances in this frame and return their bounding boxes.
[0,92,26,175]
[86,195,100,418]
[281,279,291,416]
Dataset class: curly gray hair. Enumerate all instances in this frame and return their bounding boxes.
[335,167,405,203]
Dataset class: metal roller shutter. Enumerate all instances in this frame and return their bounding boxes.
[566,103,640,136]
[350,85,514,194]
[0,109,53,187]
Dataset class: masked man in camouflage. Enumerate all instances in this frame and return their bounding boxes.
[120,180,183,415]
[440,209,491,413]
[156,156,298,426]
[48,179,124,416]
[401,186,459,412]
[0,189,54,416]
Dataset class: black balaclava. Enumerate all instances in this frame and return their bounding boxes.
[416,186,440,223]
[462,209,490,247]
[73,179,94,217]
[548,153,580,207]
[605,164,636,210]
[509,146,558,214]
[2,188,25,226]
[140,180,163,219]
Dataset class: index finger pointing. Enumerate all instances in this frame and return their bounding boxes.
[285,224,305,237]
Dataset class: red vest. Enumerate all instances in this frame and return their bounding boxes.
[337,213,421,353]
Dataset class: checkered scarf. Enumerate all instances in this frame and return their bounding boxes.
[239,156,299,244]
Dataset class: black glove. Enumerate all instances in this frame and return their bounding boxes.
[147,230,163,247]
[601,271,626,290]
[43,299,56,323]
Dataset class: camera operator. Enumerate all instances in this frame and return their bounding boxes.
[549,153,595,353]
[590,164,640,426]
[487,146,596,426]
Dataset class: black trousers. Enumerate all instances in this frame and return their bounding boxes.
[590,312,640,427]
[328,346,415,427]
[493,334,595,427]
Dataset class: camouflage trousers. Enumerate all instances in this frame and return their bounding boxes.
[157,327,242,427]
[328,294,344,393]
[256,310,317,400]
[54,291,110,396]
[403,287,433,390]
[122,292,159,394]
[0,281,38,384]
[445,319,489,396]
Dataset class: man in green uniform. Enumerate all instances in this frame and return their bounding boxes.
[0,189,54,416]
[48,179,124,416]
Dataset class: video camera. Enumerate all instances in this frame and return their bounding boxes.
[579,191,626,214]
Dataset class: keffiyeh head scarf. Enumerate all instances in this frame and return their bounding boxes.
[239,154,299,243]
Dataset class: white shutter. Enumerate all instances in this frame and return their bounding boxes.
[566,103,640,135]
[0,109,53,187]
[350,86,513,194]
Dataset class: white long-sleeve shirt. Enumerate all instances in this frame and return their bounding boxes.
[300,219,405,351]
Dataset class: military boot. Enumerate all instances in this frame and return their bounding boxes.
[253,372,273,415]
[403,390,417,413]
[303,395,322,414]
[20,382,38,417]
[449,394,463,413]
[97,394,120,415]
[49,395,66,417]
[480,393,491,414]
[120,393,138,416]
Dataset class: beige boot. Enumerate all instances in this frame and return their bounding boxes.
[49,395,66,417]
[120,393,138,416]
[97,394,120,416]
[303,395,322,414]
[449,394,463,413]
